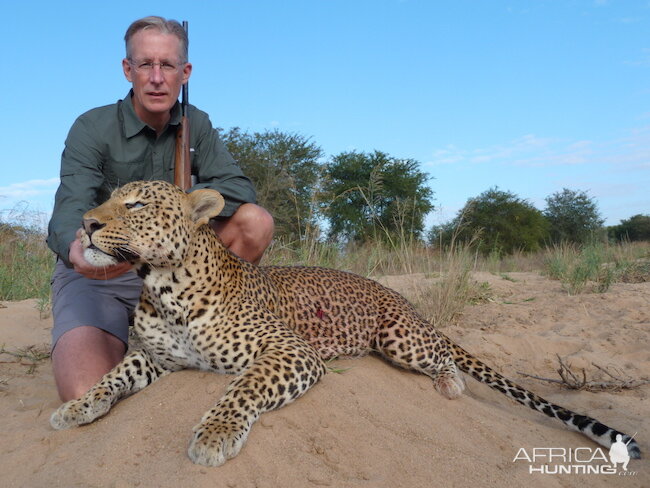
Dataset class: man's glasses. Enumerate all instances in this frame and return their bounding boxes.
[128,59,185,74]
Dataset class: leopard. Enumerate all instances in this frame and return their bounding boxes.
[50,180,641,466]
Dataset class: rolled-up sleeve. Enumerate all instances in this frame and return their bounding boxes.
[47,115,105,264]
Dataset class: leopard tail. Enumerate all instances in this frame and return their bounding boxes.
[443,335,641,459]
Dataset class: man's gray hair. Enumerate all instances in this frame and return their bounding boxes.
[124,16,188,62]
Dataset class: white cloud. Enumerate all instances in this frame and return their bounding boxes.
[426,134,559,167]
[429,145,465,165]
[623,48,650,67]
[426,125,650,170]
[590,182,643,199]
[0,178,60,199]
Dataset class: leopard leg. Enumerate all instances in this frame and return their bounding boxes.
[374,315,465,399]
[50,348,170,429]
[188,333,326,467]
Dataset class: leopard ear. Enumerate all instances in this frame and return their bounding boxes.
[187,189,225,226]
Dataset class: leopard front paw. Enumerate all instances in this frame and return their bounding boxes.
[50,393,113,430]
[187,419,252,466]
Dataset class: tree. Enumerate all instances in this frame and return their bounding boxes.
[221,128,324,241]
[442,187,549,255]
[322,151,433,243]
[608,214,650,242]
[544,188,604,244]
[427,220,457,248]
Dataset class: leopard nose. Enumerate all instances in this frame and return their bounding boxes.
[83,218,105,236]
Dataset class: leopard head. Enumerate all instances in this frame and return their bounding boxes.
[81,180,225,268]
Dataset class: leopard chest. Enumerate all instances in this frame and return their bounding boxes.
[135,272,259,375]
[135,276,216,371]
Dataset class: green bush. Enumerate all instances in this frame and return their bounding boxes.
[433,187,550,256]
[609,214,650,242]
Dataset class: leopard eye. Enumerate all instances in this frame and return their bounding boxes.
[125,202,146,210]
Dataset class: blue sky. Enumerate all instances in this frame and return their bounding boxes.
[1,0,649,230]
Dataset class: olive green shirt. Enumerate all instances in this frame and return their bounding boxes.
[47,91,256,265]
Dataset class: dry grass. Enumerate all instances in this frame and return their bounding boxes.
[404,243,490,327]
[541,241,650,294]
[2,206,649,328]
[0,222,55,303]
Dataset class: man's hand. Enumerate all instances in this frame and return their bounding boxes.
[69,232,132,280]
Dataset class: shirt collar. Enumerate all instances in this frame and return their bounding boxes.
[120,90,182,138]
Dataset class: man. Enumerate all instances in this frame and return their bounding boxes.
[47,16,273,402]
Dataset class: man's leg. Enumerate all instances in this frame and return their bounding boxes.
[211,203,274,264]
[50,260,142,402]
[50,203,272,402]
[52,327,126,402]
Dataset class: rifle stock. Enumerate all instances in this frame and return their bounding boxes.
[174,20,191,191]
[174,111,191,190]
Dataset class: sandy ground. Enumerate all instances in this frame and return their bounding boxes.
[0,272,648,488]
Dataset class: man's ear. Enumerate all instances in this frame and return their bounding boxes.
[182,62,192,85]
[123,58,134,82]
[187,189,225,226]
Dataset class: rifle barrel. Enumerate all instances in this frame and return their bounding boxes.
[182,20,189,115]
[174,20,191,191]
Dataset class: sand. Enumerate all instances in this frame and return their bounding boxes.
[0,272,648,487]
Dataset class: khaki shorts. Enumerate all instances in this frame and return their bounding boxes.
[50,259,142,349]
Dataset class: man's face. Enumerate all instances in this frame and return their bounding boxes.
[122,30,192,126]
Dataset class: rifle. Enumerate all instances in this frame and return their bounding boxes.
[174,20,191,191]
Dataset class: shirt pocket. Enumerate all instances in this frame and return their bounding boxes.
[103,158,149,187]
[99,158,149,202]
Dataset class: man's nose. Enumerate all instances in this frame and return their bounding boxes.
[149,65,164,83]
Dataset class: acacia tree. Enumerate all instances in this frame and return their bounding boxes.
[544,188,604,244]
[221,128,323,241]
[441,187,549,255]
[322,151,433,243]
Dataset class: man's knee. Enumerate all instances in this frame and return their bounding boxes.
[52,326,126,401]
[234,203,274,244]
[211,204,274,263]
